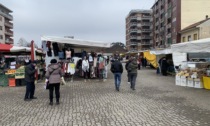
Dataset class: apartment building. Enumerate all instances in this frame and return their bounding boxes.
[0,4,13,44]
[151,0,210,48]
[180,17,210,42]
[126,10,152,52]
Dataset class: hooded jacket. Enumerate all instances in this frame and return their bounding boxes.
[127,59,138,74]
[45,63,63,84]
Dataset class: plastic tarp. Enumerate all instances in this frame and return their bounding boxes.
[41,36,111,48]
[143,51,158,68]
[171,38,210,53]
[150,48,172,55]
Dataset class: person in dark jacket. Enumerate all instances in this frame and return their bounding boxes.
[45,59,64,105]
[110,58,123,91]
[160,57,168,76]
[127,57,138,90]
[24,60,37,101]
[125,58,131,84]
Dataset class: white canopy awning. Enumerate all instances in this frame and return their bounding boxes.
[171,38,210,53]
[150,48,172,55]
[41,36,111,48]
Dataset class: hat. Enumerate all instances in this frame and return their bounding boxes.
[50,59,57,64]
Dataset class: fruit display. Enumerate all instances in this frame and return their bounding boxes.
[6,69,16,74]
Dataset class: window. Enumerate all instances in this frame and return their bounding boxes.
[0,26,2,30]
[0,35,3,39]
[182,37,186,42]
[188,35,191,41]
[193,34,198,40]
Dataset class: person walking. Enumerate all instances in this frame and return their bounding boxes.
[127,57,138,90]
[110,58,123,91]
[125,57,131,85]
[45,59,63,105]
[24,60,37,101]
[82,56,89,82]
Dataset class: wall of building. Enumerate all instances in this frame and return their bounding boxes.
[0,15,5,43]
[181,0,210,30]
[181,29,199,42]
[198,20,210,39]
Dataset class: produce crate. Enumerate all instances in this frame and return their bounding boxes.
[9,78,16,87]
[187,78,194,87]
[180,76,187,86]
[0,74,8,87]
[194,79,203,89]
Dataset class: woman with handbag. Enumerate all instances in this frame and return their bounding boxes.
[45,59,64,105]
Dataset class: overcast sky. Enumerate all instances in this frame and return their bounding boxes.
[1,0,155,47]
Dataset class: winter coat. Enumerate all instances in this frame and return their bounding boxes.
[127,60,138,74]
[25,63,36,82]
[45,63,63,84]
[110,60,123,73]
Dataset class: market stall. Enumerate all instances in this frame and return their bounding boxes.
[171,38,210,89]
[41,36,111,80]
[0,44,45,87]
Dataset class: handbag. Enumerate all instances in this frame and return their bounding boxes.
[46,81,49,89]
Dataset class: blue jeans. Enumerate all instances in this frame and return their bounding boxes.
[114,73,122,88]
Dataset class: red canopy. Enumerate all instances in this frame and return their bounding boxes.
[0,44,13,52]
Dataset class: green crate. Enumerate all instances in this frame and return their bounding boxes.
[0,74,8,87]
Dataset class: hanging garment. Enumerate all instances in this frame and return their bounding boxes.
[67,63,75,75]
[52,43,59,56]
[66,51,71,59]
[93,57,97,67]
[58,52,64,59]
[47,48,52,57]
[82,60,89,72]
[70,48,74,57]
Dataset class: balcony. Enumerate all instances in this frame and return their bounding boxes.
[167,23,171,28]
[129,49,138,52]
[129,29,138,33]
[141,42,151,45]
[4,21,13,28]
[155,21,160,26]
[142,35,152,39]
[160,27,164,32]
[130,36,137,39]
[130,16,137,20]
[5,30,13,36]
[142,29,152,33]
[167,12,172,18]
[137,37,142,40]
[142,15,152,19]
[142,22,151,26]
[156,38,160,42]
[167,33,171,38]
[130,42,138,46]
[0,10,13,20]
[168,3,172,9]
[160,9,165,14]
[130,23,137,27]
[5,38,14,44]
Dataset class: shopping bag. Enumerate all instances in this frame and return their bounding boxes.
[61,77,66,85]
[44,79,49,90]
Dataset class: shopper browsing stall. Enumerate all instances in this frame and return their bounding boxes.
[82,56,89,82]
[24,60,37,101]
[45,59,64,105]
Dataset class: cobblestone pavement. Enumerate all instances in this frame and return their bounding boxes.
[0,67,210,126]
